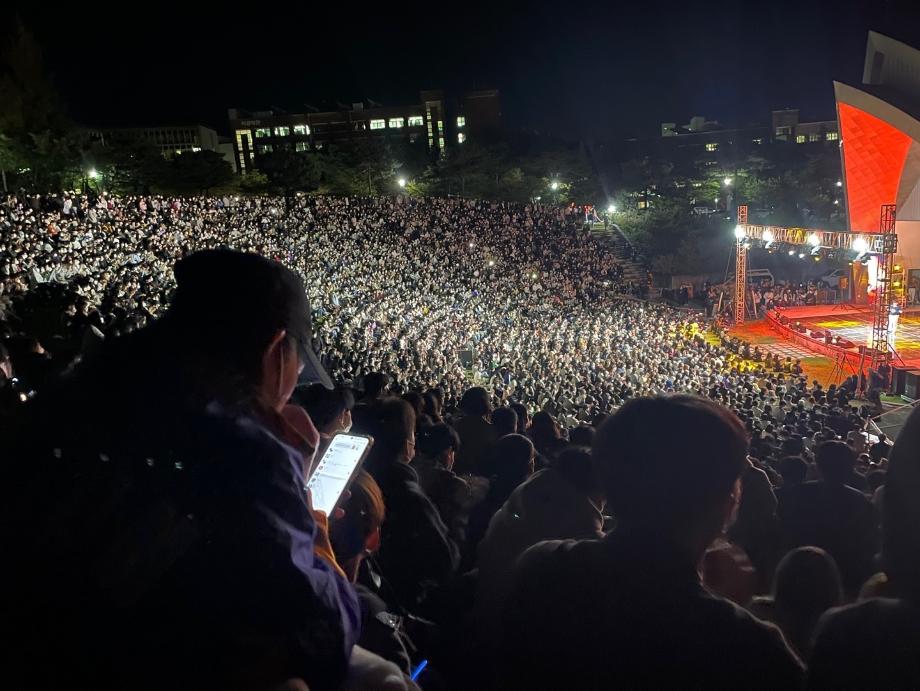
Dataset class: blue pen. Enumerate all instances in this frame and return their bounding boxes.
[410,659,428,682]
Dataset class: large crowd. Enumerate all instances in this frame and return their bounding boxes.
[2,191,918,690]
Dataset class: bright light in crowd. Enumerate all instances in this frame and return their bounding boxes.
[723,177,733,186]
[788,250,795,256]
[397,178,407,188]
[531,272,538,279]
[88,168,99,180]
[469,242,474,248]
[733,225,746,240]
[607,204,616,213]
[836,180,843,187]
[807,233,821,247]
[488,260,495,267]
[798,253,806,259]
[762,229,774,244]
[550,181,560,190]
[853,237,869,253]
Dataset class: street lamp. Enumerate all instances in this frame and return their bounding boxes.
[88,168,99,180]
[550,181,559,191]
[836,180,843,187]
[607,204,616,213]
[723,177,733,186]
[397,178,407,188]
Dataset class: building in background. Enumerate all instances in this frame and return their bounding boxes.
[91,124,237,172]
[228,89,500,174]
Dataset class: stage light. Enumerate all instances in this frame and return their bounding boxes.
[807,233,820,247]
[798,253,805,259]
[398,178,407,188]
[762,229,774,244]
[814,256,821,262]
[894,264,901,271]
[836,180,843,187]
[734,225,745,239]
[788,249,795,255]
[852,237,869,253]
[834,200,840,205]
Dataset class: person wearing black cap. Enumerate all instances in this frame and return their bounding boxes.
[3,250,364,691]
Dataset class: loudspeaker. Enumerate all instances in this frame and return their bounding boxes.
[891,366,911,395]
[904,370,920,399]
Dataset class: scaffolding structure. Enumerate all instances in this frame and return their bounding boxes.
[734,205,748,324]
[733,203,900,371]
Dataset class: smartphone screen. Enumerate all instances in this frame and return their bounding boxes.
[306,433,373,515]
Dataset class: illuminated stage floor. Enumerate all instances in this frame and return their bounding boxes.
[782,305,920,367]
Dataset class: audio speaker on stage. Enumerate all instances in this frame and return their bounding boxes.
[904,370,920,399]
[891,366,910,396]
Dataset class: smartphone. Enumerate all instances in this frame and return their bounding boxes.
[306,433,374,515]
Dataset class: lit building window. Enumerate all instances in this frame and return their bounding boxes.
[752,138,763,145]
[796,135,806,144]
[293,124,310,135]
[705,143,718,152]
[439,137,445,149]
[408,115,424,126]
[457,116,466,127]
[370,119,386,130]
[257,144,273,153]
[191,146,201,152]
[295,142,309,152]
[826,131,839,141]
[437,120,444,133]
[458,132,466,143]
[274,126,290,137]
[255,128,270,138]
[809,133,821,142]
[389,117,404,129]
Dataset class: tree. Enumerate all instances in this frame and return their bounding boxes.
[166,150,233,194]
[256,149,321,196]
[90,135,169,194]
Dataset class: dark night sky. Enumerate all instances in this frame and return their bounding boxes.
[8,0,920,141]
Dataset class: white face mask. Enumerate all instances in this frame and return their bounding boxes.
[341,420,353,434]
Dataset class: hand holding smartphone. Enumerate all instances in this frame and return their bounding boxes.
[306,433,373,515]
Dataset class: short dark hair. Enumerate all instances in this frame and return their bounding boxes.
[593,395,748,529]
[815,441,856,484]
[293,384,354,431]
[778,455,808,487]
[569,425,595,448]
[417,423,460,459]
[553,446,599,497]
[491,433,535,489]
[460,387,491,417]
[491,407,518,434]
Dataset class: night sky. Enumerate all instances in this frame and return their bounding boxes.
[8,0,920,141]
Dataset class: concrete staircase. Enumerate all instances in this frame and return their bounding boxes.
[589,222,648,286]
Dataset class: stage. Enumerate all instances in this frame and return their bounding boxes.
[767,305,920,370]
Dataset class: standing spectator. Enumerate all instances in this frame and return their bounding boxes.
[452,387,497,476]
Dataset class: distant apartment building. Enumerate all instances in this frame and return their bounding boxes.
[227,89,500,174]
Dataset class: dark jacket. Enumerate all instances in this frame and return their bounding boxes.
[452,415,498,475]
[501,534,804,690]
[778,480,880,594]
[374,461,460,608]
[3,398,360,691]
[809,598,920,690]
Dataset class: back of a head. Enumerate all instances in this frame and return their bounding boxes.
[510,402,529,433]
[293,384,353,432]
[530,411,559,442]
[882,406,920,597]
[491,407,518,435]
[460,387,491,417]
[362,372,389,399]
[593,395,748,532]
[552,446,599,498]
[815,441,856,484]
[402,391,424,416]
[778,455,808,487]
[417,423,459,460]
[569,425,595,448]
[491,433,535,489]
[773,546,843,617]
[352,397,415,478]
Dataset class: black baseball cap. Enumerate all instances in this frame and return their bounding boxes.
[169,249,333,389]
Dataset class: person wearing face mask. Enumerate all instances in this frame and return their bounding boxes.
[2,250,413,691]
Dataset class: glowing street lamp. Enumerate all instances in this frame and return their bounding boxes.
[550,181,560,191]
[607,204,616,214]
[397,178,407,188]
[88,168,99,180]
[723,177,733,187]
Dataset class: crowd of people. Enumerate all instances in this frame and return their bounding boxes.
[2,191,918,689]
